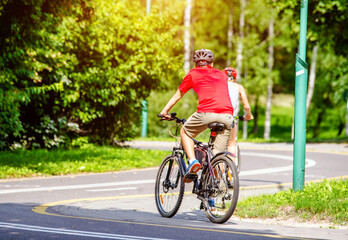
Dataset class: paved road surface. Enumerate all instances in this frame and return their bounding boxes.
[0,142,347,239]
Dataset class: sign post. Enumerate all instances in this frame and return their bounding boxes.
[141,0,151,138]
[293,0,309,191]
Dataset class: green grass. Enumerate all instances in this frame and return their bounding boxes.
[235,179,348,226]
[0,144,170,179]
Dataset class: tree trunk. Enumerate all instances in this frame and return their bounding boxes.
[291,120,294,140]
[253,95,259,134]
[242,61,248,139]
[306,44,319,115]
[227,10,233,67]
[184,0,192,73]
[237,0,247,139]
[236,0,245,83]
[264,18,274,140]
[313,109,324,138]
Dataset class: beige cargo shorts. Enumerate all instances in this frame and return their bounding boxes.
[182,112,233,153]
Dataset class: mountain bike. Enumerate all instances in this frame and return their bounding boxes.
[154,112,239,224]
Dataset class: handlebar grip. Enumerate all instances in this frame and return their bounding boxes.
[157,114,164,118]
[238,115,245,121]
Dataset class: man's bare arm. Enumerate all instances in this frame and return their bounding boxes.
[239,85,254,121]
[160,89,185,119]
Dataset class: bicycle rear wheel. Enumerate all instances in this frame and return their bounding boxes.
[203,155,239,224]
[155,155,185,218]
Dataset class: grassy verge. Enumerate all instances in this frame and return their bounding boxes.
[0,144,170,179]
[235,179,348,226]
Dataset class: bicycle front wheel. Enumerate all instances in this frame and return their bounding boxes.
[155,155,185,218]
[203,155,239,224]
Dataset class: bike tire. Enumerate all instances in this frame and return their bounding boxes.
[155,155,185,218]
[202,155,239,224]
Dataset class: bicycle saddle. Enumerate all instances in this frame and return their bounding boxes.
[208,122,225,132]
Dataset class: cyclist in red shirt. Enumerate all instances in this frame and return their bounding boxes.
[160,49,234,183]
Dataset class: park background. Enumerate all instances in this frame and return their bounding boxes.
[1,1,347,226]
[1,0,347,151]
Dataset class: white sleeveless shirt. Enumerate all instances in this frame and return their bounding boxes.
[228,81,240,117]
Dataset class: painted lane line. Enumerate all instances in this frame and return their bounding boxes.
[239,152,316,176]
[0,222,168,240]
[0,152,316,194]
[0,179,154,194]
[87,187,137,192]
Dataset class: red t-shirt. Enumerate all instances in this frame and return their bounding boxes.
[179,66,233,115]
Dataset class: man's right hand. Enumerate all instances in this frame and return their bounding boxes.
[244,113,254,121]
[159,111,171,120]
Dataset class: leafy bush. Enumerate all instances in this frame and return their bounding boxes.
[0,0,184,149]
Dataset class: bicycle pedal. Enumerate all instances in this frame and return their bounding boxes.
[183,173,197,183]
[185,173,197,179]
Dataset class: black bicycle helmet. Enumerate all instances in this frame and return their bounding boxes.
[193,49,215,63]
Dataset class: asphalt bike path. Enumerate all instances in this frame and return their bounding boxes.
[0,142,347,239]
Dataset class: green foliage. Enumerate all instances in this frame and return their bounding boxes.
[307,47,348,138]
[0,0,82,149]
[268,0,348,139]
[1,0,347,149]
[0,0,184,149]
[59,0,184,144]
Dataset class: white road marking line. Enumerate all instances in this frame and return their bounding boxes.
[239,152,316,176]
[0,153,316,194]
[0,222,168,240]
[0,179,154,194]
[87,187,137,192]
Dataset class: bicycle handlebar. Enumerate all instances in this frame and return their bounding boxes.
[157,113,249,123]
[237,115,245,121]
[236,115,254,121]
[157,112,186,124]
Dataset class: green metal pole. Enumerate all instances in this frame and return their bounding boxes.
[141,0,151,138]
[293,0,309,191]
[141,99,148,138]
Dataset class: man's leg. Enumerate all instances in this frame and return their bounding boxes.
[180,123,202,183]
[227,124,237,160]
[180,127,195,160]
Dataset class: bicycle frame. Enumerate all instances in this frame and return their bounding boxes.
[158,112,236,197]
[156,112,240,223]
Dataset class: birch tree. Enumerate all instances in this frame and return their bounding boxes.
[236,0,245,83]
[306,44,319,115]
[236,0,247,139]
[184,0,192,73]
[227,10,233,66]
[264,18,274,140]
